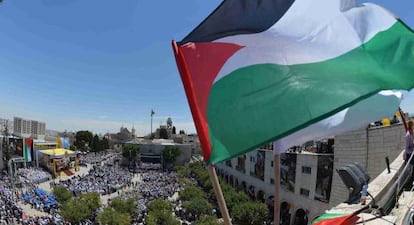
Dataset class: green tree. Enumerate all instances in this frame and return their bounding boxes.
[101,137,110,150]
[60,199,91,223]
[146,211,180,225]
[159,127,169,139]
[52,186,72,204]
[162,146,181,169]
[122,145,139,161]
[110,197,136,216]
[224,191,249,213]
[80,192,101,213]
[232,201,269,225]
[97,208,130,225]
[1,121,12,161]
[175,165,189,178]
[147,199,172,212]
[182,197,212,218]
[179,130,185,135]
[91,134,100,152]
[146,199,180,225]
[196,215,221,225]
[74,130,93,151]
[180,186,206,202]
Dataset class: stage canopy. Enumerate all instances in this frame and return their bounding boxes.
[39,148,75,157]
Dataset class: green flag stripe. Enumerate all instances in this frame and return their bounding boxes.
[207,21,414,164]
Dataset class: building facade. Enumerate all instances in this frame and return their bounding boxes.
[173,134,201,155]
[13,117,46,140]
[216,123,406,224]
[124,139,192,166]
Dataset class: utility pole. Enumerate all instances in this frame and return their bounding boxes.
[151,109,155,139]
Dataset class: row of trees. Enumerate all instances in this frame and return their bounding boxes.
[97,196,137,225]
[52,185,138,225]
[74,130,109,152]
[52,186,101,224]
[183,162,269,225]
[146,199,180,225]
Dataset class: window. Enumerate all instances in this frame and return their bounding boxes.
[270,178,274,184]
[302,166,311,174]
[271,161,274,167]
[300,188,310,197]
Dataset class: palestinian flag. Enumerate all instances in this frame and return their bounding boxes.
[312,214,359,225]
[23,138,33,163]
[172,0,414,164]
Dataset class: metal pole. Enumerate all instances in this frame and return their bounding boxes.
[274,154,280,225]
[151,111,153,139]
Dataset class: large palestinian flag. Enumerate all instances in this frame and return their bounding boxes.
[172,0,414,164]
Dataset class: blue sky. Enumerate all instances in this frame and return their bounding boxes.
[0,0,413,136]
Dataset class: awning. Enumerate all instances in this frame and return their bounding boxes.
[39,148,75,156]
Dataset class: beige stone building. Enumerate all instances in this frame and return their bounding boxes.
[216,123,406,224]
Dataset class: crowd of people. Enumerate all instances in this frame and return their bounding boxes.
[0,151,194,225]
[15,168,52,184]
[0,173,65,225]
[51,166,132,196]
[115,169,184,224]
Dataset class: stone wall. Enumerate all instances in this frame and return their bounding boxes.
[329,123,405,207]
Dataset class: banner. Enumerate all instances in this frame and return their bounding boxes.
[24,138,33,162]
[57,137,70,149]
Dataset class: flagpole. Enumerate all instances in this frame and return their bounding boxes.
[150,109,154,139]
[274,154,280,225]
[208,164,232,225]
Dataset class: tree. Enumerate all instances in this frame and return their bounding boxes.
[146,211,180,225]
[224,191,249,213]
[147,199,172,212]
[1,121,12,161]
[174,166,188,178]
[52,186,72,204]
[60,199,91,223]
[122,145,139,161]
[196,215,221,225]
[159,127,168,139]
[180,186,206,202]
[109,197,136,216]
[146,199,180,225]
[74,130,93,151]
[80,192,101,213]
[179,130,185,135]
[97,208,130,225]
[162,146,181,169]
[90,134,100,152]
[232,201,269,225]
[101,137,110,150]
[182,197,212,218]
[172,126,176,134]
